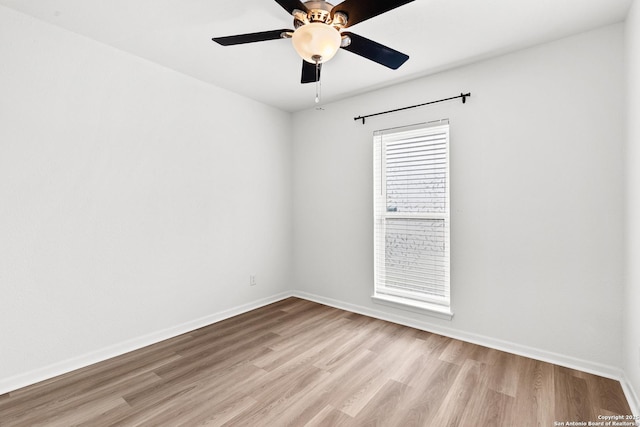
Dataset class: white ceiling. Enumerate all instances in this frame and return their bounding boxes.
[0,0,632,112]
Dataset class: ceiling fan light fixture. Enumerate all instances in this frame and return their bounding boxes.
[292,22,341,64]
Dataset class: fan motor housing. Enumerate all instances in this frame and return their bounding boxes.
[293,1,347,28]
[304,1,333,22]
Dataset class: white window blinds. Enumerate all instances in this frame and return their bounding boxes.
[374,122,450,309]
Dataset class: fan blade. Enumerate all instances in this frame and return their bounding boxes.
[212,29,292,46]
[301,60,322,84]
[332,0,414,28]
[274,0,308,15]
[341,32,409,69]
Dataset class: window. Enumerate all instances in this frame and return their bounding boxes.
[373,121,452,319]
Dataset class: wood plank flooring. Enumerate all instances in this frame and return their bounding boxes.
[0,298,632,426]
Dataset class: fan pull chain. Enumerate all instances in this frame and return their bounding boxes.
[314,57,321,104]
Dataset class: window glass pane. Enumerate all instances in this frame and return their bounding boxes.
[385,134,447,213]
[384,218,447,297]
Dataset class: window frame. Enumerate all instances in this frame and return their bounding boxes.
[372,121,453,320]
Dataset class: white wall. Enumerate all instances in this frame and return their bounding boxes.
[624,0,640,412]
[0,5,292,392]
[292,24,625,373]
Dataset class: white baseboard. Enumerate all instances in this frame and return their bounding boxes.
[291,290,628,382]
[0,292,291,396]
[621,374,640,417]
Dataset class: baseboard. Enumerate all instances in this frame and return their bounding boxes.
[621,374,640,417]
[292,290,627,383]
[0,292,291,396]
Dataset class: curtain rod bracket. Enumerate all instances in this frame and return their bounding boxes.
[354,92,471,124]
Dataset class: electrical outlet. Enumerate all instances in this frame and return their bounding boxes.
[249,275,257,286]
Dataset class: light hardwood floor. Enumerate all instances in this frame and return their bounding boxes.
[0,297,632,426]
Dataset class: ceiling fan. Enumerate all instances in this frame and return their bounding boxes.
[212,0,415,86]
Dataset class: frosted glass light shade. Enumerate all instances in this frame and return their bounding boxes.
[292,22,341,64]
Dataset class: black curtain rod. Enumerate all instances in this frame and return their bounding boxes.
[354,92,471,124]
